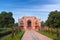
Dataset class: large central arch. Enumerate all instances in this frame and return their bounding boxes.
[27,20,31,29]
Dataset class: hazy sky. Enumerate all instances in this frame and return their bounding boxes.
[0,0,60,23]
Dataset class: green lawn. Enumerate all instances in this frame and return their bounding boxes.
[38,30,60,40]
[0,28,12,34]
[0,30,24,40]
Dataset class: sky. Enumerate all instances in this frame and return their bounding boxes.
[0,0,60,23]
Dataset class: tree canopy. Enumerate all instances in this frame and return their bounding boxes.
[45,10,60,28]
[0,11,15,28]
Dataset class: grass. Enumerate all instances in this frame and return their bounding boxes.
[38,30,60,40]
[0,30,24,40]
[0,28,12,34]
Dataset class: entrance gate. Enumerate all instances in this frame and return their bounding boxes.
[27,20,31,30]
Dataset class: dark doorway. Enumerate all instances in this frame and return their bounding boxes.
[27,20,31,27]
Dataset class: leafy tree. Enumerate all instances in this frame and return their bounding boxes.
[45,10,60,37]
[0,11,15,28]
[0,11,15,39]
[14,23,18,27]
[41,21,45,28]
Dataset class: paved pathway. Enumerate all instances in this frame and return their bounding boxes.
[21,30,53,40]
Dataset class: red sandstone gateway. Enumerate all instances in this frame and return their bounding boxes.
[18,16,41,31]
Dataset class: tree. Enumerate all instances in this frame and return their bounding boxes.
[45,10,60,37]
[0,11,15,39]
[0,11,15,28]
[41,21,45,28]
[14,23,18,27]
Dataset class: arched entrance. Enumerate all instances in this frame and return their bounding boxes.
[27,20,31,30]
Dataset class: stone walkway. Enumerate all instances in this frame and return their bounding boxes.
[21,30,53,40]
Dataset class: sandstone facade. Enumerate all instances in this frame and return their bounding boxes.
[18,16,41,31]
